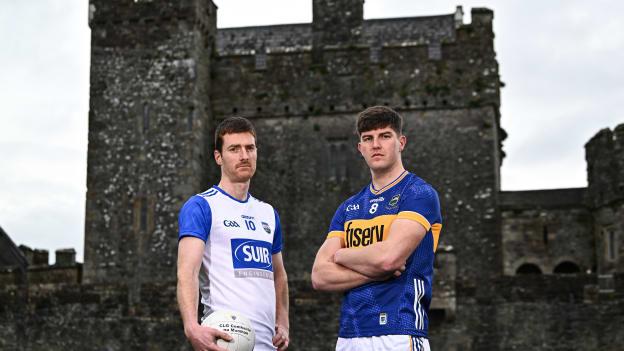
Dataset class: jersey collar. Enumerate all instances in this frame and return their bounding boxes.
[213,185,250,203]
[369,170,408,196]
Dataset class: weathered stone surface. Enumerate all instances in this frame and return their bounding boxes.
[1,1,623,350]
[501,188,594,275]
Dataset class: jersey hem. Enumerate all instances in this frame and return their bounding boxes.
[338,329,428,339]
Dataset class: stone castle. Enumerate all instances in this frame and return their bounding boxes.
[1,0,623,349]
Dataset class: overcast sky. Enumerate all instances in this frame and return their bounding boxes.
[1,0,622,263]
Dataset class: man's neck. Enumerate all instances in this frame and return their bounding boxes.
[218,179,250,201]
[371,163,406,191]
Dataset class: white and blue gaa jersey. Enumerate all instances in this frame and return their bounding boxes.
[178,186,282,351]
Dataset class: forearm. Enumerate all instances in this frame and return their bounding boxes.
[311,260,374,292]
[177,274,200,335]
[274,269,289,329]
[334,242,399,278]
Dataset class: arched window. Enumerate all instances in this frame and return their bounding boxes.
[516,263,542,275]
[553,261,580,274]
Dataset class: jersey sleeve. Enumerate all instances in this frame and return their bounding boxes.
[178,196,212,242]
[272,209,283,254]
[396,183,442,232]
[326,202,346,241]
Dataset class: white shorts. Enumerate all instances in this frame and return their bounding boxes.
[336,335,430,351]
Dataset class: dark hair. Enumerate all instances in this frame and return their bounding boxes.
[356,106,403,136]
[214,116,257,152]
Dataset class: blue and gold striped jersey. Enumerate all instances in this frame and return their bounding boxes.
[327,171,442,338]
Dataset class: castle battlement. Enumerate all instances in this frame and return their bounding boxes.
[586,123,624,208]
[216,7,495,57]
[211,9,499,121]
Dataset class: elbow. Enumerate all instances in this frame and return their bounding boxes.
[311,266,327,291]
[379,254,404,274]
[311,270,322,290]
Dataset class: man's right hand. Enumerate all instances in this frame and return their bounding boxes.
[185,324,233,351]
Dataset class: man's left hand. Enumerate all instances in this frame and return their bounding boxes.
[272,324,289,350]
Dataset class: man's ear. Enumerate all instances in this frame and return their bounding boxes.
[214,149,222,165]
[399,135,406,152]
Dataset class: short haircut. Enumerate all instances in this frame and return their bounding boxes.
[214,116,257,152]
[356,106,403,136]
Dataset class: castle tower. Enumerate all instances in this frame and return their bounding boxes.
[84,0,217,285]
[586,123,624,275]
[312,0,364,48]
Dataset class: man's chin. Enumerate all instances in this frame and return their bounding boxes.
[366,159,389,171]
[232,170,255,182]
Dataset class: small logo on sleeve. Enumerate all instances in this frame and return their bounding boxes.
[261,221,271,234]
[346,204,360,212]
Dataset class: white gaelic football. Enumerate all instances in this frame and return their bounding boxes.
[201,310,256,351]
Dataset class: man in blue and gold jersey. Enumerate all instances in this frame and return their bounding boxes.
[312,106,442,351]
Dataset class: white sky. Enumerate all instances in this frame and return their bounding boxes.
[0,1,622,263]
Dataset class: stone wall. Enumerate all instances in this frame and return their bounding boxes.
[2,1,623,350]
[501,188,594,275]
[84,0,216,285]
[0,283,186,351]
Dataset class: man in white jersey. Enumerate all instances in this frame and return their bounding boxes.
[177,117,290,351]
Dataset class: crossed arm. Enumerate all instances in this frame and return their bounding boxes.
[311,218,427,292]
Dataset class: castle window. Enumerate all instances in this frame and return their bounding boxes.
[187,107,195,132]
[255,52,267,71]
[516,263,542,275]
[133,195,155,233]
[140,199,148,231]
[553,261,580,274]
[370,46,380,63]
[542,225,549,246]
[605,227,617,262]
[143,103,150,133]
[428,43,442,60]
[327,139,349,182]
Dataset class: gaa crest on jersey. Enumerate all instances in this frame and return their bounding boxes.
[387,194,400,209]
[261,221,271,234]
[231,239,274,280]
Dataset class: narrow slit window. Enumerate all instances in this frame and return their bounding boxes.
[143,103,150,133]
[140,199,148,231]
[607,229,617,261]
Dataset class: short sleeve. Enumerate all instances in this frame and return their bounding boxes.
[396,183,442,232]
[272,209,283,254]
[326,202,346,241]
[178,196,212,242]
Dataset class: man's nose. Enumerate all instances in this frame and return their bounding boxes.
[372,137,381,148]
[240,148,249,159]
